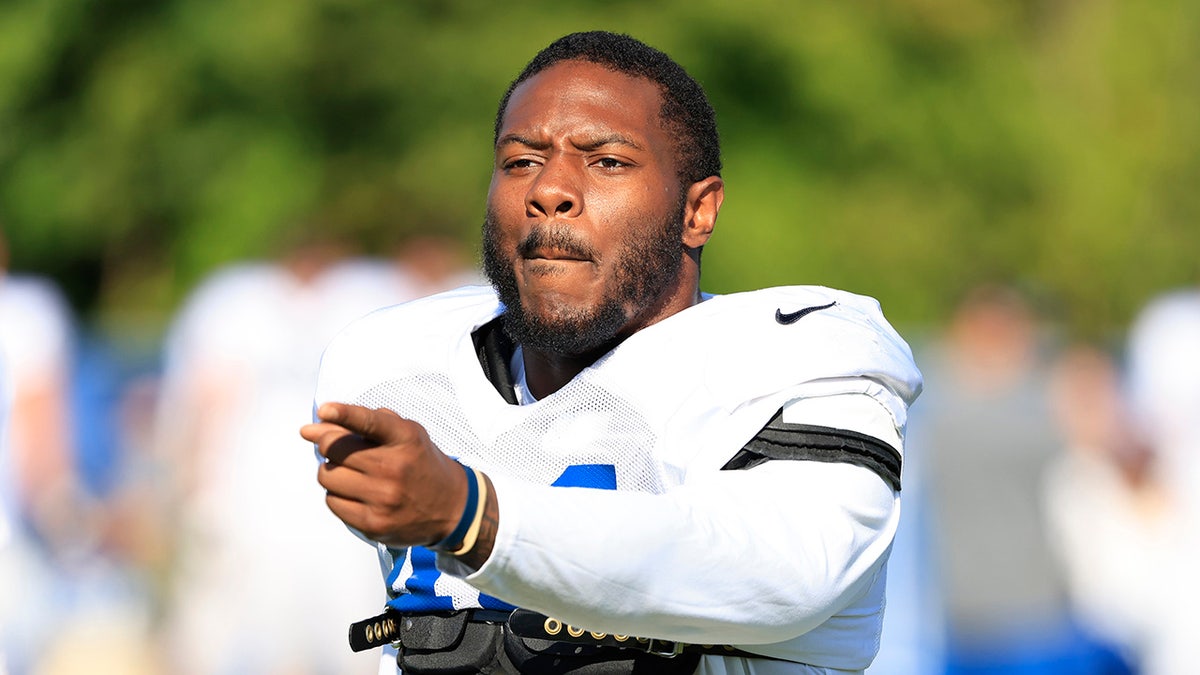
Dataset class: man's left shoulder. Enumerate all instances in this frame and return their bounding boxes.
[604,285,921,473]
[688,285,922,404]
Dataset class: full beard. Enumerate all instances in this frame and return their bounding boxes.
[482,200,686,358]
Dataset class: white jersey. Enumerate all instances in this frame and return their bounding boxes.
[315,285,922,673]
[0,350,10,547]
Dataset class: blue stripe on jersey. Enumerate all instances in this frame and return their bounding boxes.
[385,463,618,612]
[551,463,618,489]
[385,546,517,612]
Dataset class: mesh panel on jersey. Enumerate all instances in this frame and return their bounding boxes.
[354,373,666,493]
[355,374,484,467]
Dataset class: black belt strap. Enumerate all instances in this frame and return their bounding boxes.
[506,609,771,660]
[350,608,777,661]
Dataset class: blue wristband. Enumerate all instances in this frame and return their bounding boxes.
[431,462,478,552]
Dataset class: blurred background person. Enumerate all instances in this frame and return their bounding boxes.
[3,227,165,675]
[913,284,1125,674]
[1,338,10,672]
[0,228,78,558]
[152,227,405,675]
[1120,289,1200,674]
[1043,343,1161,673]
[0,229,87,673]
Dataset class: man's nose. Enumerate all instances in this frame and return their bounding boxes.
[525,158,583,219]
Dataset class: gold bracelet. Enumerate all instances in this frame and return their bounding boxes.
[448,469,488,556]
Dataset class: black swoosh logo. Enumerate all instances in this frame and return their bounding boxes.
[775,301,836,325]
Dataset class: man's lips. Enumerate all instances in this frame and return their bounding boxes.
[519,249,596,282]
[516,224,597,263]
[524,248,592,262]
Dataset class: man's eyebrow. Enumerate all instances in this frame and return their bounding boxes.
[496,134,549,150]
[494,133,644,152]
[572,134,644,152]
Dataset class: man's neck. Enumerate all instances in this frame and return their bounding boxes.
[520,347,608,400]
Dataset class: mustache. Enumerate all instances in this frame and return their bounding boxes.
[517,225,597,261]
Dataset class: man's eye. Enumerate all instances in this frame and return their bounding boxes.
[595,157,626,169]
[504,159,537,170]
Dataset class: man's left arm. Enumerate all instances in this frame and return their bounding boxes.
[444,389,905,647]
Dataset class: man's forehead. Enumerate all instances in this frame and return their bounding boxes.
[514,58,660,97]
[497,60,668,147]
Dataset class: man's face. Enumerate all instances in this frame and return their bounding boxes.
[483,60,689,357]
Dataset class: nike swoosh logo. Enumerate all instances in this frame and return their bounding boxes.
[775,301,836,325]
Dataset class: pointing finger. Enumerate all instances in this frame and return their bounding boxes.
[315,402,406,443]
[300,420,340,445]
[300,422,360,461]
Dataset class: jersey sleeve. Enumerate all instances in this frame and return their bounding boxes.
[450,434,897,668]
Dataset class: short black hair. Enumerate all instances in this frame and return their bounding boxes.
[493,31,721,185]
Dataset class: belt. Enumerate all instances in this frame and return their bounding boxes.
[506,609,769,660]
[351,607,774,661]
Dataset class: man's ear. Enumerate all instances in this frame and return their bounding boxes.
[682,176,724,249]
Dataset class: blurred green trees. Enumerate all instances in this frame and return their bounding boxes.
[1,0,1197,340]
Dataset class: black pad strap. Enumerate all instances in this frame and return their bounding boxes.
[472,316,519,405]
[721,410,902,491]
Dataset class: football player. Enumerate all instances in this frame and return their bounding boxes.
[302,31,922,675]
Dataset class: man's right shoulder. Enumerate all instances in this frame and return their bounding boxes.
[316,285,500,398]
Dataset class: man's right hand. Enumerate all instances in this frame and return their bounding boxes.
[300,402,470,549]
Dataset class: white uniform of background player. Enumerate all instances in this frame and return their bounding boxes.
[0,348,11,673]
[1123,290,1200,675]
[315,284,922,674]
[157,257,419,675]
[0,272,78,673]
